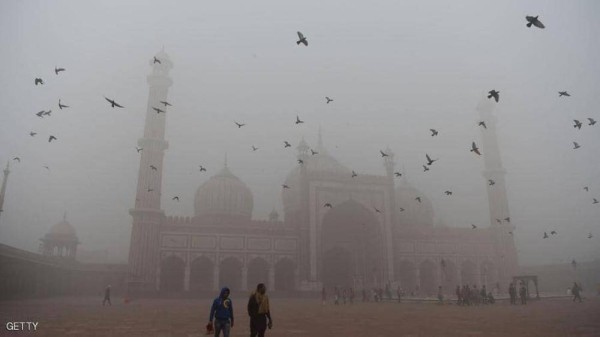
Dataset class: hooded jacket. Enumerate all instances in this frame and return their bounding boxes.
[209,287,234,322]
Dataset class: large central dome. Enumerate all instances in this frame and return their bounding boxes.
[194,164,254,220]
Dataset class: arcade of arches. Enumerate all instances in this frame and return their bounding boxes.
[158,255,297,293]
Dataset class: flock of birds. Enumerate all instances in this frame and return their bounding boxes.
[6,15,597,246]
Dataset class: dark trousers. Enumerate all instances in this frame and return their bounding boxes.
[250,315,267,337]
[103,296,111,306]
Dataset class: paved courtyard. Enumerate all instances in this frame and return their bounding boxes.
[1,296,599,337]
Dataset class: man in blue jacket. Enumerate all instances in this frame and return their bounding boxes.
[209,287,234,337]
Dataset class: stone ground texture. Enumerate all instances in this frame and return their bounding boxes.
[0,296,599,337]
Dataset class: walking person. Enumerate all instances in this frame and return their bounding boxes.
[519,283,527,305]
[102,285,111,306]
[455,285,462,306]
[508,283,517,305]
[572,282,583,303]
[208,287,234,337]
[437,286,444,304]
[247,283,273,337]
[321,287,327,305]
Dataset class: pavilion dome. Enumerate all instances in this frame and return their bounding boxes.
[194,164,254,220]
[43,214,79,243]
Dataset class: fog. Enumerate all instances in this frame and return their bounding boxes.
[0,0,598,266]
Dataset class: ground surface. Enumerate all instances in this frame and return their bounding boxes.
[1,296,599,337]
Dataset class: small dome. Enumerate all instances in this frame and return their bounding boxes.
[43,213,79,243]
[194,165,253,220]
[395,180,434,227]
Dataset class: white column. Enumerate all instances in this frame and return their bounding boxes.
[184,259,190,291]
[241,266,248,291]
[213,264,220,291]
[268,265,276,291]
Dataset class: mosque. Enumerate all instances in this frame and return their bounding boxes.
[126,50,519,296]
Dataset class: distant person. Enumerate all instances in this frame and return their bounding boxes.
[103,285,111,306]
[572,282,583,303]
[334,287,340,305]
[209,287,234,337]
[455,285,462,306]
[397,286,403,303]
[321,287,327,305]
[349,287,355,304]
[342,288,347,304]
[480,285,487,304]
[247,283,272,337]
[437,286,444,304]
[487,291,495,304]
[519,283,527,305]
[508,283,517,305]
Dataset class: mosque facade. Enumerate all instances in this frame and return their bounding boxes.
[126,51,519,296]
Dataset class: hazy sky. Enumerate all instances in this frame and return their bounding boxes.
[0,0,598,265]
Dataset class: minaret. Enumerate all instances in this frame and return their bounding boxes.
[0,162,9,222]
[477,98,518,286]
[128,49,173,294]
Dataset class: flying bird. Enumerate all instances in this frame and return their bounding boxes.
[160,101,172,107]
[234,121,245,128]
[425,154,438,166]
[543,232,549,239]
[487,90,499,102]
[550,230,557,235]
[488,179,495,186]
[508,231,513,235]
[104,96,124,108]
[153,56,161,64]
[136,147,143,153]
[58,99,69,109]
[298,159,304,165]
[394,172,402,177]
[323,203,333,208]
[284,141,291,148]
[526,16,545,29]
[172,196,179,201]
[295,115,304,124]
[43,166,50,171]
[54,67,66,75]
[12,157,20,162]
[251,145,259,152]
[36,111,45,118]
[296,31,308,46]
[588,118,596,126]
[48,135,57,142]
[444,191,452,196]
[593,198,599,204]
[147,188,154,192]
[352,171,358,178]
[430,129,438,137]
[589,233,593,239]
[399,207,405,212]
[374,207,382,213]
[199,165,207,172]
[496,219,502,224]
[423,165,430,172]
[415,197,422,203]
[558,91,570,97]
[43,110,52,116]
[29,132,37,137]
[471,224,477,229]
[34,78,44,85]
[470,142,481,155]
[380,150,389,157]
[583,186,589,192]
[573,120,582,129]
[326,97,333,104]
[282,184,290,189]
[311,149,319,155]
[573,142,581,149]
[152,107,165,114]
[504,217,511,222]
[150,165,157,171]
[478,121,487,129]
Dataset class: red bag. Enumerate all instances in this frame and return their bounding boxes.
[206,322,214,335]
